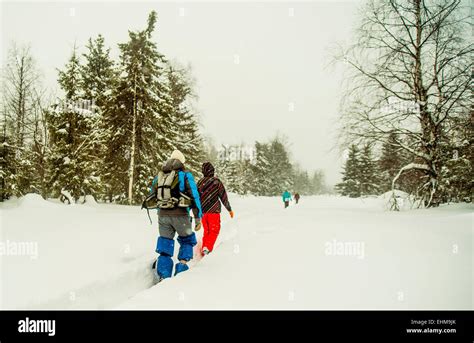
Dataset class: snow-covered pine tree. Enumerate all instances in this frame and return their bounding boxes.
[267,137,293,196]
[80,35,116,108]
[48,46,101,202]
[439,109,473,203]
[212,143,257,195]
[104,11,174,204]
[47,48,80,200]
[80,34,117,200]
[293,167,311,195]
[225,159,245,194]
[311,170,326,195]
[239,158,255,195]
[0,125,16,200]
[301,171,311,195]
[165,63,204,175]
[378,131,404,192]
[292,167,303,195]
[213,144,242,194]
[214,156,230,186]
[336,144,361,197]
[359,144,379,196]
[250,141,272,196]
[202,135,219,166]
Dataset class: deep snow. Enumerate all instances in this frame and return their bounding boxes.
[1,194,472,309]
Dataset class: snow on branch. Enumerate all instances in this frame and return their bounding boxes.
[392,163,430,190]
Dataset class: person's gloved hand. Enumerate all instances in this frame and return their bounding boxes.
[194,218,202,231]
[229,211,234,218]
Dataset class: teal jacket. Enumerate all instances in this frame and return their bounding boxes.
[282,191,292,202]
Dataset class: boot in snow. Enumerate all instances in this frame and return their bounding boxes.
[174,262,189,276]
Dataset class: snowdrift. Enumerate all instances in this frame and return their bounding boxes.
[378,190,415,211]
[1,194,472,310]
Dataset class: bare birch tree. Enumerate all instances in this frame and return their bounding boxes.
[337,0,472,207]
[1,43,47,197]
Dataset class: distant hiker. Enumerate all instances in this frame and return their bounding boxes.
[197,162,233,256]
[144,150,203,282]
[294,193,300,204]
[282,190,292,208]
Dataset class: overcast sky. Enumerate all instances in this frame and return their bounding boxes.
[1,1,361,185]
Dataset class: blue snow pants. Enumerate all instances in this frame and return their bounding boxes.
[155,215,197,279]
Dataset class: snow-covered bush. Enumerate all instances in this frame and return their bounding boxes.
[379,190,415,211]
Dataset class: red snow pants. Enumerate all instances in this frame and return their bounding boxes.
[201,213,221,253]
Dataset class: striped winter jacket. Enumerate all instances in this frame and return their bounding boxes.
[197,162,232,214]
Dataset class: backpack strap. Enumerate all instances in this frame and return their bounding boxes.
[178,171,185,192]
[183,171,203,218]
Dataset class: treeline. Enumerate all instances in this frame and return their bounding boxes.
[1,11,326,204]
[205,137,328,196]
[1,11,205,204]
[336,127,473,203]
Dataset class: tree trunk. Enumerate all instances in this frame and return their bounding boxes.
[413,0,439,206]
[127,77,138,205]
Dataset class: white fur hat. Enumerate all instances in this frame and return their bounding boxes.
[170,149,185,164]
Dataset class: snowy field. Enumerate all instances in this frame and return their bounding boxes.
[1,194,472,310]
